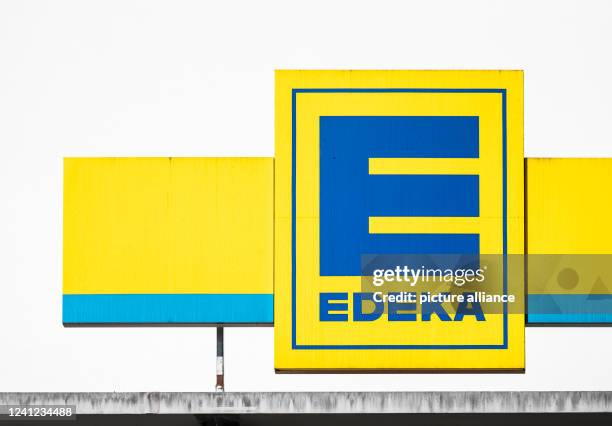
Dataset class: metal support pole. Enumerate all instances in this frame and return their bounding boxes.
[215,326,224,392]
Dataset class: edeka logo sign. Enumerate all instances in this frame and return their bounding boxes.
[320,116,480,276]
[274,70,525,371]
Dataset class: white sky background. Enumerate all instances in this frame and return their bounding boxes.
[1,0,612,391]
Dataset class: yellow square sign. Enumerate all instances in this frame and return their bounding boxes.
[275,70,524,371]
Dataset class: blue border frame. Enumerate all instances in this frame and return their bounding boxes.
[291,88,508,350]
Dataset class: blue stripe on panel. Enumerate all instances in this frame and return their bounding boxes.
[528,294,612,323]
[63,294,274,324]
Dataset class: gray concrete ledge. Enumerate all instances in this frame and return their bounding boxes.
[1,392,611,414]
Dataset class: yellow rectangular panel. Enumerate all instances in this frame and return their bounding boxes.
[527,158,612,255]
[63,157,273,325]
[527,158,612,323]
[275,70,524,371]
